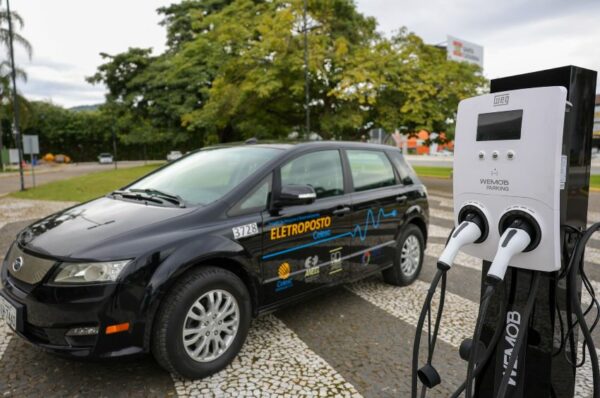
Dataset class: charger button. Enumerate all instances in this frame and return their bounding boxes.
[478,151,485,160]
[507,150,515,160]
[492,151,499,159]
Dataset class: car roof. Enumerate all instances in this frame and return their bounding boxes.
[205,140,396,152]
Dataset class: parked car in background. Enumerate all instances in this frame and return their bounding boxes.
[98,153,114,164]
[54,154,72,163]
[167,151,183,162]
[432,149,453,157]
[0,141,429,380]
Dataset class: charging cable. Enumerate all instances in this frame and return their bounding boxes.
[563,222,600,398]
[412,213,485,398]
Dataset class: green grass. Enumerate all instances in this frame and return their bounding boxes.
[591,175,600,191]
[413,166,600,190]
[413,166,453,179]
[10,164,162,202]
[10,162,600,201]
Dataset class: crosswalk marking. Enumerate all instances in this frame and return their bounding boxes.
[1,195,600,397]
[0,324,11,363]
[347,277,596,398]
[173,315,361,398]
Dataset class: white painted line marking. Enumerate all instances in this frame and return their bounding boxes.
[173,315,361,397]
[0,323,11,362]
[347,279,596,398]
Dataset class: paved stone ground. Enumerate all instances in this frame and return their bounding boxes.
[0,192,599,397]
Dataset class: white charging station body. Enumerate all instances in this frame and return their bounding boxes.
[453,86,567,272]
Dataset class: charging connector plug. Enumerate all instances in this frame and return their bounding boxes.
[487,218,535,284]
[438,213,485,270]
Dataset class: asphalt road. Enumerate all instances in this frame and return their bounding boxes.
[0,161,157,196]
[0,179,599,397]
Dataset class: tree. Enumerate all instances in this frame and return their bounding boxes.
[89,0,487,146]
[0,1,31,167]
[363,30,486,137]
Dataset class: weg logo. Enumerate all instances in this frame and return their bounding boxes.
[494,94,509,106]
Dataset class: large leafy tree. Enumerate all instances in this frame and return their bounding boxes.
[89,0,486,146]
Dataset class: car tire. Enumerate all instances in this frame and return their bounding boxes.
[151,266,251,379]
[382,224,424,286]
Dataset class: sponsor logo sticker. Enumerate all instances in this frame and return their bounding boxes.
[232,223,259,239]
[361,251,371,266]
[278,262,291,279]
[304,255,320,281]
[276,262,293,292]
[329,247,343,274]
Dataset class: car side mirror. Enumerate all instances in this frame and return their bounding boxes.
[402,176,414,185]
[276,185,317,207]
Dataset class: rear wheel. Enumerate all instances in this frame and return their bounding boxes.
[151,266,251,379]
[382,224,424,286]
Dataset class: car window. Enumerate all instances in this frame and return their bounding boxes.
[230,174,272,215]
[347,150,397,192]
[387,150,415,182]
[127,146,280,205]
[280,150,344,199]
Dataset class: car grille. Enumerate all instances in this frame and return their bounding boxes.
[5,245,56,285]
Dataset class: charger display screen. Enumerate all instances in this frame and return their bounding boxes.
[476,110,523,141]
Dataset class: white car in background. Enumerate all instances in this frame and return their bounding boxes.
[98,153,114,164]
[432,149,453,157]
[167,151,183,162]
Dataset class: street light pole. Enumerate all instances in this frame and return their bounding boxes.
[302,0,310,140]
[6,0,24,190]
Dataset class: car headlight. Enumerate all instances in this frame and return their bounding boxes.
[52,260,131,284]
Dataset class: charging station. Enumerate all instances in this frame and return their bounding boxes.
[412,66,598,398]
[476,66,598,398]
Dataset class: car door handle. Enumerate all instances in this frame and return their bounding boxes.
[396,195,408,205]
[333,206,351,216]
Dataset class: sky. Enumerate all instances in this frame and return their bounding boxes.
[10,0,600,108]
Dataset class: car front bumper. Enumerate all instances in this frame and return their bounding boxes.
[0,260,149,359]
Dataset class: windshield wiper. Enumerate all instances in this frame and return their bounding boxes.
[110,190,166,205]
[129,188,186,208]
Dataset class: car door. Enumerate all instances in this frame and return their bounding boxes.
[344,148,410,277]
[260,149,353,305]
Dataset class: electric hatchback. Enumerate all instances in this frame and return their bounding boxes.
[0,141,429,379]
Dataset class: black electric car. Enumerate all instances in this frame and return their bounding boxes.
[0,141,429,379]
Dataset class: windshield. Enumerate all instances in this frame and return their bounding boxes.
[127,146,280,205]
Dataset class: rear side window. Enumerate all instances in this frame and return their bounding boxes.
[281,150,344,199]
[347,150,397,192]
[387,150,415,182]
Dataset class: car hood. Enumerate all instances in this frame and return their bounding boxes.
[17,197,196,259]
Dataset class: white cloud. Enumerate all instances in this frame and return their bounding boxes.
[355,0,600,86]
[12,0,171,107]
[6,0,600,107]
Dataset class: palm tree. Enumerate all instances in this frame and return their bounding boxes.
[0,7,31,58]
[0,0,31,172]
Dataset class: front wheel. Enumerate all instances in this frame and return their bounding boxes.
[382,224,424,286]
[151,266,251,379]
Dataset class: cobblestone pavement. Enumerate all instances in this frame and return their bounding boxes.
[0,194,599,397]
